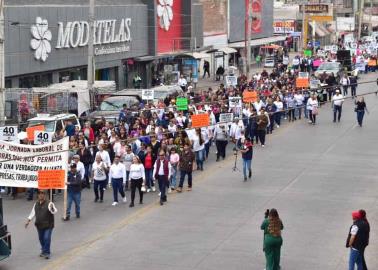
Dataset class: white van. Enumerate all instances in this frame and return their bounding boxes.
[27,114,81,135]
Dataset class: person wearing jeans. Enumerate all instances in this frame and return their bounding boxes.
[64,164,82,221]
[239,137,253,181]
[177,144,195,192]
[91,155,107,203]
[355,97,368,127]
[169,148,180,191]
[143,146,156,192]
[332,90,344,123]
[108,156,127,206]
[346,211,369,270]
[25,190,57,259]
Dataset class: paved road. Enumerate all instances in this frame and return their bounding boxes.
[2,72,378,270]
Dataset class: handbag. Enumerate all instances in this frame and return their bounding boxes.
[312,106,319,115]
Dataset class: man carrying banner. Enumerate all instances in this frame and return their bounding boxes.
[25,190,58,259]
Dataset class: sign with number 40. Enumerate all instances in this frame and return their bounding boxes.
[0,126,18,141]
[34,131,53,145]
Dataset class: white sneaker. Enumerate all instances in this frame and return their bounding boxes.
[151,186,156,192]
[158,192,161,197]
[262,145,265,148]
[112,202,118,206]
[122,196,127,203]
[168,188,172,194]
[276,125,280,128]
[147,188,151,193]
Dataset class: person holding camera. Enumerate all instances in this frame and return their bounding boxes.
[261,208,284,270]
[239,136,253,181]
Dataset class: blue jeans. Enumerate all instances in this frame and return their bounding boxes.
[111,178,125,202]
[349,248,363,270]
[170,165,178,188]
[179,171,192,188]
[37,228,53,255]
[274,112,281,126]
[357,111,365,126]
[145,169,154,188]
[157,175,168,202]
[205,141,211,159]
[242,158,252,178]
[67,190,81,217]
[93,180,106,201]
[195,150,204,170]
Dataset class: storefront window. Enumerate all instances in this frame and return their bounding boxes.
[19,73,53,88]
[59,68,87,82]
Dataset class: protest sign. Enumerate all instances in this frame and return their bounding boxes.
[303,49,312,57]
[26,125,44,141]
[296,78,309,88]
[225,76,237,87]
[191,114,209,128]
[0,137,69,188]
[142,89,154,100]
[243,91,258,103]
[229,97,242,108]
[176,97,188,111]
[34,131,53,145]
[0,126,18,142]
[310,79,321,89]
[219,113,234,123]
[38,170,66,190]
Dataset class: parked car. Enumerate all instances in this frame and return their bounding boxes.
[26,113,81,134]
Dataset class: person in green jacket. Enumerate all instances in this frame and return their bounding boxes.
[261,208,284,270]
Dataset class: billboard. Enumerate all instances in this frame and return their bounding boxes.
[273,20,295,34]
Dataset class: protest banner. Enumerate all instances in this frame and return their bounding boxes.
[296,78,309,88]
[191,114,209,128]
[34,131,53,145]
[0,126,18,142]
[38,170,66,190]
[229,97,242,108]
[219,113,234,123]
[243,90,258,103]
[225,76,237,87]
[176,97,188,111]
[0,137,69,188]
[142,89,154,100]
[26,125,44,141]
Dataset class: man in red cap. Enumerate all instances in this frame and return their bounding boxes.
[346,211,369,270]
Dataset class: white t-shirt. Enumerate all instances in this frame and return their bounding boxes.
[192,134,205,152]
[332,94,344,106]
[274,101,283,111]
[92,161,107,181]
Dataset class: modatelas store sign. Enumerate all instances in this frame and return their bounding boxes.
[30,16,132,62]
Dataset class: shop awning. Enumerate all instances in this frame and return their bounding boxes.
[229,35,287,48]
[219,47,237,54]
[186,52,211,59]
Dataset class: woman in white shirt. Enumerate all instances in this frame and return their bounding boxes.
[307,94,319,125]
[91,155,108,203]
[169,147,180,191]
[273,96,284,128]
[129,156,145,207]
[192,128,205,171]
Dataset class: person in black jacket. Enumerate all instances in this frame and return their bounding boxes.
[63,164,83,221]
[77,143,93,189]
[359,210,370,270]
[346,211,370,270]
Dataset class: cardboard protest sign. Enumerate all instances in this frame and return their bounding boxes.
[26,125,45,141]
[38,170,66,190]
[191,114,209,128]
[243,91,258,103]
[0,137,69,188]
[219,113,234,123]
[225,76,237,87]
[296,78,309,88]
[176,97,188,111]
[142,89,154,100]
[229,97,242,108]
[303,49,312,57]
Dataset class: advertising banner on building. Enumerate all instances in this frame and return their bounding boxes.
[336,17,355,32]
[0,137,69,188]
[251,0,262,33]
[273,20,295,34]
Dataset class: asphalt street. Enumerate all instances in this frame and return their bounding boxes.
[1,72,378,270]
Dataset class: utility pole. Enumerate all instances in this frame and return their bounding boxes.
[246,0,252,79]
[369,0,373,34]
[0,0,5,126]
[301,3,306,49]
[87,0,95,109]
[358,0,365,40]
